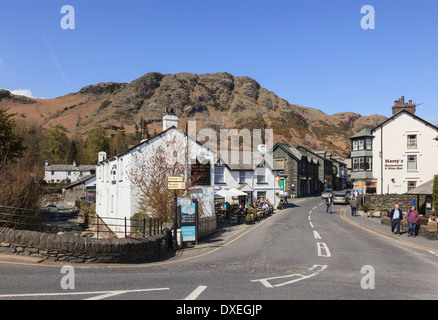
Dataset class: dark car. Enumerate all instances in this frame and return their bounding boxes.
[333,192,349,205]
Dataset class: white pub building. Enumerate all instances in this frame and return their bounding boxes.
[351,97,438,195]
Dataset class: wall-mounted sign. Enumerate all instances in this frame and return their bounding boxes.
[190,162,211,186]
[384,159,403,170]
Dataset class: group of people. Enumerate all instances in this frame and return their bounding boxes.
[389,204,419,237]
[325,192,437,239]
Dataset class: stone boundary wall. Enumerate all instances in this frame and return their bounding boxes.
[363,194,418,213]
[198,215,217,240]
[0,227,171,264]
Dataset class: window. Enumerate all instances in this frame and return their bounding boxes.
[239,171,245,184]
[274,159,285,170]
[214,167,225,183]
[352,140,358,151]
[256,167,267,183]
[365,157,372,171]
[407,155,417,170]
[257,191,267,201]
[353,157,372,172]
[365,138,372,150]
[407,181,417,191]
[407,135,417,148]
[358,140,364,150]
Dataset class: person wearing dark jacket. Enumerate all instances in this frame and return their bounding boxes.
[350,198,358,216]
[389,204,403,236]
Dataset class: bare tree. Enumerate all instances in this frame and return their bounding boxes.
[128,133,206,222]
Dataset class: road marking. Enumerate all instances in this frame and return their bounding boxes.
[313,206,318,210]
[313,231,322,240]
[251,265,328,288]
[0,288,170,300]
[308,216,311,221]
[429,251,438,257]
[317,242,331,257]
[309,222,314,228]
[185,285,207,300]
[309,210,312,215]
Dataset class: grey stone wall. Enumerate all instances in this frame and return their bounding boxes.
[0,227,171,264]
[363,194,418,213]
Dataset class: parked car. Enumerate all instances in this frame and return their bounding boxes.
[333,192,349,205]
[321,189,333,199]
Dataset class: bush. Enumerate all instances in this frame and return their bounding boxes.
[362,203,373,213]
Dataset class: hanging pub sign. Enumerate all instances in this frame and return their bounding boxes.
[178,198,198,244]
[190,161,211,186]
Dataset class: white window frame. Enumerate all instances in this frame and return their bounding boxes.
[214,167,225,184]
[407,155,417,171]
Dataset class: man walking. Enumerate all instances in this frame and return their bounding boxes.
[350,197,358,217]
[326,194,333,214]
[389,204,403,236]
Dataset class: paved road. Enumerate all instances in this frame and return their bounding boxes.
[0,197,437,302]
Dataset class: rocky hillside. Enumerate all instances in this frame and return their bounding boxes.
[0,72,387,156]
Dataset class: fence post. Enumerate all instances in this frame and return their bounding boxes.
[143,218,146,238]
[124,217,127,238]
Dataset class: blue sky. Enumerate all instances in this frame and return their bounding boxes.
[1,0,437,122]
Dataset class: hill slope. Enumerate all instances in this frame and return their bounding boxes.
[0,72,387,156]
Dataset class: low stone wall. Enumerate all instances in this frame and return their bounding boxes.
[363,194,418,212]
[198,215,217,240]
[0,227,171,264]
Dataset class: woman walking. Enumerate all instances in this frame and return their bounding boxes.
[406,206,419,237]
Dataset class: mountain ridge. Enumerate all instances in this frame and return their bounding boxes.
[0,72,387,156]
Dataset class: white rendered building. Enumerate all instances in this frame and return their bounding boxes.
[95,114,215,237]
[351,97,438,194]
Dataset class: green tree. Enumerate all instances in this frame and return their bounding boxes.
[82,127,110,164]
[40,125,69,164]
[0,107,26,164]
[433,175,438,214]
[110,129,129,156]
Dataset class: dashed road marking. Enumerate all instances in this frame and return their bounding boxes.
[185,285,207,300]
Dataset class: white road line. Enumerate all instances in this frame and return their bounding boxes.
[429,251,438,257]
[308,216,311,221]
[309,222,314,228]
[185,285,207,300]
[251,265,328,288]
[0,288,170,300]
[309,210,312,215]
[313,231,322,239]
[317,242,331,257]
[313,206,318,210]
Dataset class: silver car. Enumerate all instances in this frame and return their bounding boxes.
[333,193,349,205]
[321,189,333,199]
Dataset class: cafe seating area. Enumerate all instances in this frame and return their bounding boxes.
[215,199,275,227]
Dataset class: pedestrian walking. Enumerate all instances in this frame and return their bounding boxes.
[389,204,403,236]
[284,191,288,204]
[406,206,419,237]
[326,194,333,214]
[350,197,358,217]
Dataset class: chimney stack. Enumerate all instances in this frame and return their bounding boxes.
[392,96,416,115]
[163,108,178,131]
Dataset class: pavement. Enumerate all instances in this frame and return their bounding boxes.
[341,206,438,255]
